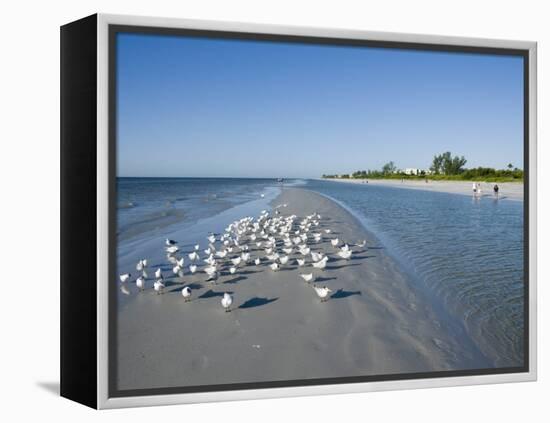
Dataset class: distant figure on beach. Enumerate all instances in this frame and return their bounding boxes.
[425,178,428,183]
[493,184,499,197]
[472,182,477,195]
[477,182,482,195]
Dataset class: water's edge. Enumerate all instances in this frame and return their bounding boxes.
[299,186,493,367]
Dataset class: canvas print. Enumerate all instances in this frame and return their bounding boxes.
[114,31,525,393]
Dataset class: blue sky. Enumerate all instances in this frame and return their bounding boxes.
[116,33,524,178]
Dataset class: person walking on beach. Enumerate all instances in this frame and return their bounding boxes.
[493,184,499,197]
[477,182,482,195]
[472,182,477,195]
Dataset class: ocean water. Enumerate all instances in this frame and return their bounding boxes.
[117,177,283,242]
[304,179,525,368]
[117,177,524,368]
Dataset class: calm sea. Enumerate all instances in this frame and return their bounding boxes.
[117,177,282,242]
[117,177,525,368]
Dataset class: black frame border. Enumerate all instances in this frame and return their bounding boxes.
[60,14,98,409]
[107,24,530,399]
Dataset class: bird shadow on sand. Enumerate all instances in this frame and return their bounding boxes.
[316,276,337,283]
[279,265,298,272]
[164,280,186,288]
[239,269,262,275]
[331,289,362,299]
[168,282,203,293]
[199,289,233,299]
[185,282,204,290]
[238,297,278,309]
[223,276,247,285]
[350,255,375,260]
[326,263,361,270]
[353,248,370,254]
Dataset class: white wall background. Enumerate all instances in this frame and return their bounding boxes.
[0,0,547,421]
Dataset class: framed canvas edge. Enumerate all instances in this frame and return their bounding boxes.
[95,13,537,409]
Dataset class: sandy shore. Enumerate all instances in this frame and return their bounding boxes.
[325,178,523,201]
[116,188,491,391]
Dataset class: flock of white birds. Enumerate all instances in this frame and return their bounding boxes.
[119,203,366,312]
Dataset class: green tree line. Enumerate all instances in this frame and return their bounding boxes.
[322,152,523,182]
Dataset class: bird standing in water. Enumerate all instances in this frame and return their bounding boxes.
[136,276,145,291]
[119,273,131,283]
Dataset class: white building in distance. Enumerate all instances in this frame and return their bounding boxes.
[403,168,432,175]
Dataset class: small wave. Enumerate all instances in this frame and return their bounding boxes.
[117,208,186,242]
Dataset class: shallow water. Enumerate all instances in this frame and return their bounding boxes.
[116,177,525,369]
[117,177,288,242]
[304,179,525,368]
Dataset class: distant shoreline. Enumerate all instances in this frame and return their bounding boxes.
[321,178,524,201]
